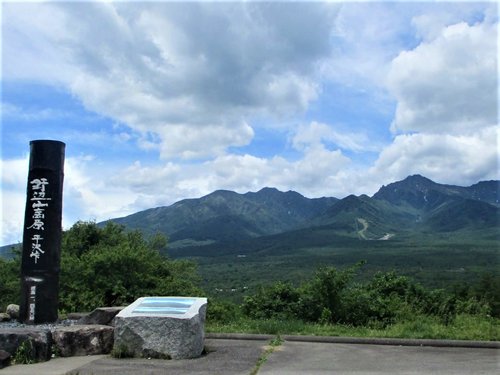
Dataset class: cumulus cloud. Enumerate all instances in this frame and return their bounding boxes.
[112,145,352,208]
[378,14,499,187]
[0,157,29,245]
[3,2,337,160]
[388,20,497,134]
[370,126,498,186]
[2,2,498,246]
[292,121,381,153]
[0,143,352,245]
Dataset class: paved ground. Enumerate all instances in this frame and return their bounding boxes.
[1,337,499,375]
[260,341,499,375]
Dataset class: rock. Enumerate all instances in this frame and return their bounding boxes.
[114,297,207,359]
[78,306,124,326]
[52,325,114,357]
[0,313,11,322]
[0,350,11,369]
[6,304,19,320]
[0,328,52,362]
[67,312,88,321]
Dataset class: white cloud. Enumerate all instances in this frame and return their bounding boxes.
[0,142,353,245]
[1,2,498,246]
[1,2,76,84]
[154,121,254,160]
[0,157,29,245]
[1,103,71,122]
[388,21,497,134]
[292,121,381,153]
[376,15,499,188]
[108,144,353,214]
[0,154,142,245]
[2,2,338,160]
[370,126,499,186]
[63,156,141,224]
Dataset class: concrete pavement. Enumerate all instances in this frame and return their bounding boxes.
[1,336,498,375]
[259,341,499,375]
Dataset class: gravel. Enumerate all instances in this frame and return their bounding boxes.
[0,319,78,331]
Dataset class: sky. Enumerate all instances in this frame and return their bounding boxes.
[1,1,498,246]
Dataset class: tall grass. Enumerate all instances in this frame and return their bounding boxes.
[207,314,499,341]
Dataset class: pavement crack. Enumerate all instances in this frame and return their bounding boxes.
[249,335,283,375]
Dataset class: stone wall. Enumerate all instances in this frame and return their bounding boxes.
[0,305,121,369]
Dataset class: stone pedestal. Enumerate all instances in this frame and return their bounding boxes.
[0,328,52,362]
[52,325,114,357]
[113,297,207,359]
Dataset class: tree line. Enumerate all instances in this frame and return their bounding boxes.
[0,221,498,328]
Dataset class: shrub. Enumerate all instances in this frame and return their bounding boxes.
[59,222,202,312]
[242,281,300,320]
[206,299,241,323]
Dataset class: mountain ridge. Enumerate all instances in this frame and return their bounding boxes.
[104,174,499,252]
[1,175,498,259]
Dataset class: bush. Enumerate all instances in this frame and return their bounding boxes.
[240,263,496,328]
[0,255,20,311]
[242,281,300,320]
[0,221,202,314]
[206,299,241,323]
[59,221,202,312]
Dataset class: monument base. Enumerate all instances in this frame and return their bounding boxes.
[113,297,207,359]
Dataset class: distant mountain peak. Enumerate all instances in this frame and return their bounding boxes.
[256,187,281,194]
[373,175,500,210]
[402,174,434,183]
[98,174,498,254]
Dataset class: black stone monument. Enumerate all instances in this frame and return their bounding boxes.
[19,140,65,324]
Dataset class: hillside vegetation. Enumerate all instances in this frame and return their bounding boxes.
[1,221,498,341]
[104,175,499,248]
[1,175,498,340]
[97,175,499,300]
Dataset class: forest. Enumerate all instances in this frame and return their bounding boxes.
[0,221,498,340]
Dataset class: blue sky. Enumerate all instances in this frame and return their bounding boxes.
[1,1,498,245]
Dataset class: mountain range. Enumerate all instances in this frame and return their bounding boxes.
[2,174,498,292]
[106,175,499,256]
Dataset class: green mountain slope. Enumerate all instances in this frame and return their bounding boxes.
[102,175,499,262]
[106,187,338,247]
[309,194,416,239]
[371,174,499,233]
[373,174,499,208]
[3,175,498,296]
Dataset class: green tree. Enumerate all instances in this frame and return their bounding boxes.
[0,255,21,311]
[242,281,300,319]
[59,221,202,312]
[297,263,363,323]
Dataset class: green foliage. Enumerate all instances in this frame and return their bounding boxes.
[206,298,242,323]
[13,340,35,364]
[242,281,300,320]
[0,220,205,314]
[0,255,20,311]
[269,334,283,347]
[111,344,134,359]
[207,314,499,341]
[297,263,363,323]
[473,273,500,317]
[59,221,202,312]
[250,335,284,375]
[241,263,498,329]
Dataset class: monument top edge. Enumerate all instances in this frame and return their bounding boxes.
[30,139,66,146]
[117,296,207,319]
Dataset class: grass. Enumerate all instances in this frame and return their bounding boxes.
[207,314,500,341]
[12,340,36,365]
[249,335,283,375]
[110,344,135,359]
